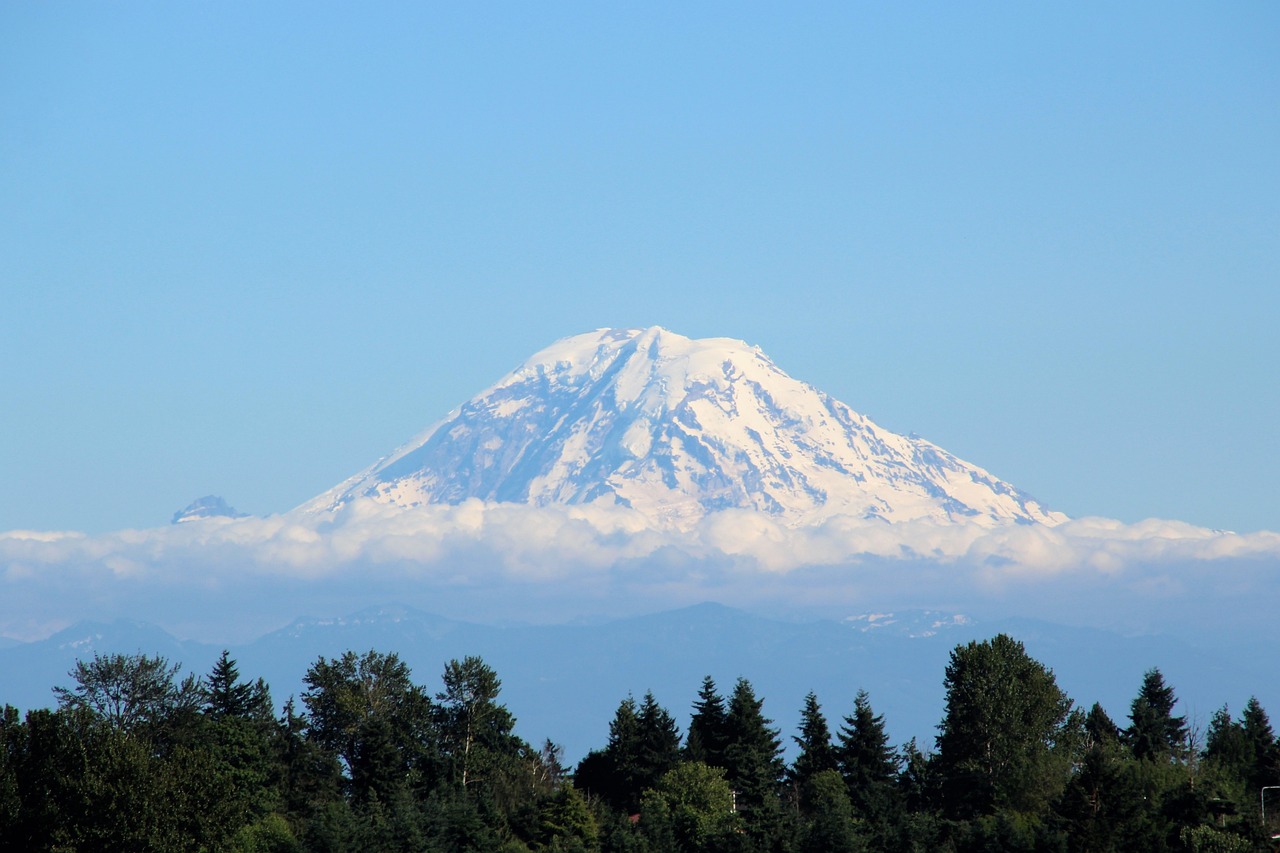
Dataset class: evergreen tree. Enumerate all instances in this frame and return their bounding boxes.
[202,650,274,724]
[686,676,728,769]
[1240,696,1279,790]
[635,691,682,791]
[575,692,680,816]
[790,692,837,799]
[1205,704,1249,777]
[723,677,786,849]
[1126,668,1186,762]
[1084,702,1122,751]
[836,689,898,822]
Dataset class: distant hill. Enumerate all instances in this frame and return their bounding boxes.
[1,604,1264,763]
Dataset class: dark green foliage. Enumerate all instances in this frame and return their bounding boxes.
[205,649,274,723]
[797,769,862,853]
[575,691,681,815]
[685,676,728,768]
[789,692,837,798]
[723,677,786,849]
[437,655,520,791]
[1240,696,1279,790]
[1084,701,1121,750]
[2,636,1273,853]
[1126,668,1187,762]
[935,633,1072,818]
[639,761,740,852]
[836,688,898,822]
[53,651,201,734]
[302,649,438,803]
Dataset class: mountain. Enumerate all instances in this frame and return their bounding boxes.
[172,495,248,524]
[300,327,1064,529]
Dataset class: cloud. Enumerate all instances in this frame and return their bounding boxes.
[1,501,1278,642]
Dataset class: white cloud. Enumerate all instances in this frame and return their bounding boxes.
[1,501,1278,642]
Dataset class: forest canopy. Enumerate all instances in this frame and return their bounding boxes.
[2,634,1276,852]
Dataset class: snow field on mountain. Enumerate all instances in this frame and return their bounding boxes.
[302,327,1066,530]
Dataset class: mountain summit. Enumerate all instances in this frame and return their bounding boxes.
[301,327,1065,529]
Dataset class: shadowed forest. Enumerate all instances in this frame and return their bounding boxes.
[2,634,1277,852]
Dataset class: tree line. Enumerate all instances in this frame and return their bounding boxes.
[1,633,1278,851]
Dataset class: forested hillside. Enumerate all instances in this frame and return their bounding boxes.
[2,635,1275,852]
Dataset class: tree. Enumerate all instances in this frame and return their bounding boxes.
[574,691,680,815]
[639,761,741,853]
[686,676,729,769]
[798,769,861,853]
[575,696,639,813]
[723,677,786,848]
[1240,696,1279,790]
[53,652,201,735]
[790,692,837,798]
[203,650,273,723]
[437,655,516,790]
[935,634,1072,817]
[836,689,898,822]
[301,650,436,803]
[1126,668,1186,762]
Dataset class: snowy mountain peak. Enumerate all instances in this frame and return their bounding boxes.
[301,327,1065,529]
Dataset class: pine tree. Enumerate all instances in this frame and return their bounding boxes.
[836,689,897,821]
[723,678,785,848]
[202,650,273,723]
[636,691,682,792]
[685,676,728,768]
[1125,668,1186,762]
[1083,702,1121,751]
[790,692,837,798]
[575,694,671,814]
[1241,696,1279,790]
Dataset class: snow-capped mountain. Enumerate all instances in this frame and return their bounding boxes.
[301,327,1065,529]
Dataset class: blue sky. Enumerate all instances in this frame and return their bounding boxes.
[3,2,1277,536]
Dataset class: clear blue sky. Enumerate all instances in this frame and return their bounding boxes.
[3,2,1277,535]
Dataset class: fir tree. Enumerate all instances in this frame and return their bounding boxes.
[1126,668,1186,762]
[790,692,837,798]
[685,676,728,768]
[836,689,897,821]
[723,678,786,848]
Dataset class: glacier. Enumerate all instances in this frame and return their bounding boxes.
[299,327,1065,530]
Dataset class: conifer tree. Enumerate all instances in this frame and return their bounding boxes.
[836,688,897,820]
[1083,702,1121,751]
[1241,696,1279,790]
[723,677,785,847]
[1126,668,1186,762]
[685,676,728,768]
[790,692,837,797]
[202,650,272,723]
[636,691,682,789]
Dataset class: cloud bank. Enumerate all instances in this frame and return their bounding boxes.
[3,500,1278,643]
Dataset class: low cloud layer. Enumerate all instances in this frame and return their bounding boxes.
[3,500,1278,643]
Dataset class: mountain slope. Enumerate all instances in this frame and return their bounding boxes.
[301,327,1064,529]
